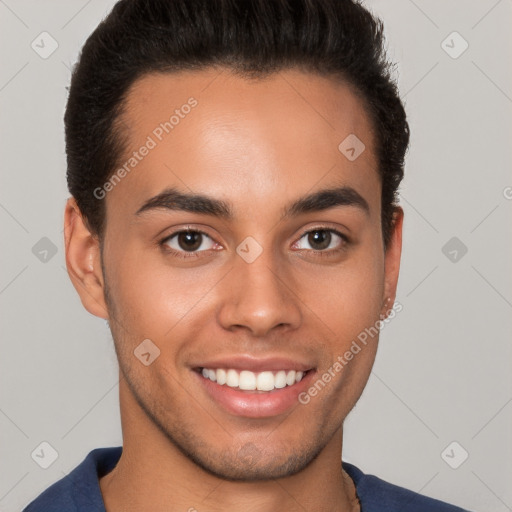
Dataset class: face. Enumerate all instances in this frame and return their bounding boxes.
[66,68,402,481]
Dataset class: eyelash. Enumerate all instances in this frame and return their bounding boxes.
[159,226,349,260]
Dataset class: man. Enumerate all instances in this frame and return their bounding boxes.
[24,0,471,510]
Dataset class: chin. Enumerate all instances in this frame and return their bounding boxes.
[186,444,323,482]
[160,426,327,482]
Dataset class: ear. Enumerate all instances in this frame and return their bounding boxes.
[381,206,403,318]
[64,197,109,320]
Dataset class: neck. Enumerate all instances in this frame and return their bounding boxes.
[100,376,357,512]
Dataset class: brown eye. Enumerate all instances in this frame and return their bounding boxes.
[307,230,331,250]
[162,230,216,253]
[294,228,347,252]
[177,231,202,251]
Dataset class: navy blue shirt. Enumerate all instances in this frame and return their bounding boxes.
[23,446,470,511]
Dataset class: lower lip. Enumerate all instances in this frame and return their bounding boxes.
[194,370,315,418]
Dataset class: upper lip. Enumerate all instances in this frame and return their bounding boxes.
[192,355,315,373]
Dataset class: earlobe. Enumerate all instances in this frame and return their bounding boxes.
[381,206,404,317]
[64,197,109,320]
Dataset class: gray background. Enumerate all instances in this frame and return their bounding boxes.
[1,1,511,511]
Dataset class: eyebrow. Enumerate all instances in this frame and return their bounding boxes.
[134,185,370,220]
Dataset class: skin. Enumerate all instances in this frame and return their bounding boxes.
[64,68,403,512]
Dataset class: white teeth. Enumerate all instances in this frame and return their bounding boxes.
[239,370,256,390]
[286,370,296,386]
[274,370,287,389]
[256,371,275,391]
[226,369,239,388]
[216,368,227,385]
[201,368,306,391]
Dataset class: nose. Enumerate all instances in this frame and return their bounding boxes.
[216,245,302,338]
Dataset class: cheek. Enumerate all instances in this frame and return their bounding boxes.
[106,246,222,340]
[300,266,383,419]
[295,252,385,338]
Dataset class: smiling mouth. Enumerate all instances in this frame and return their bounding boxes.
[195,367,312,392]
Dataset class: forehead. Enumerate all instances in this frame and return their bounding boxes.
[109,68,379,220]
[123,68,376,149]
